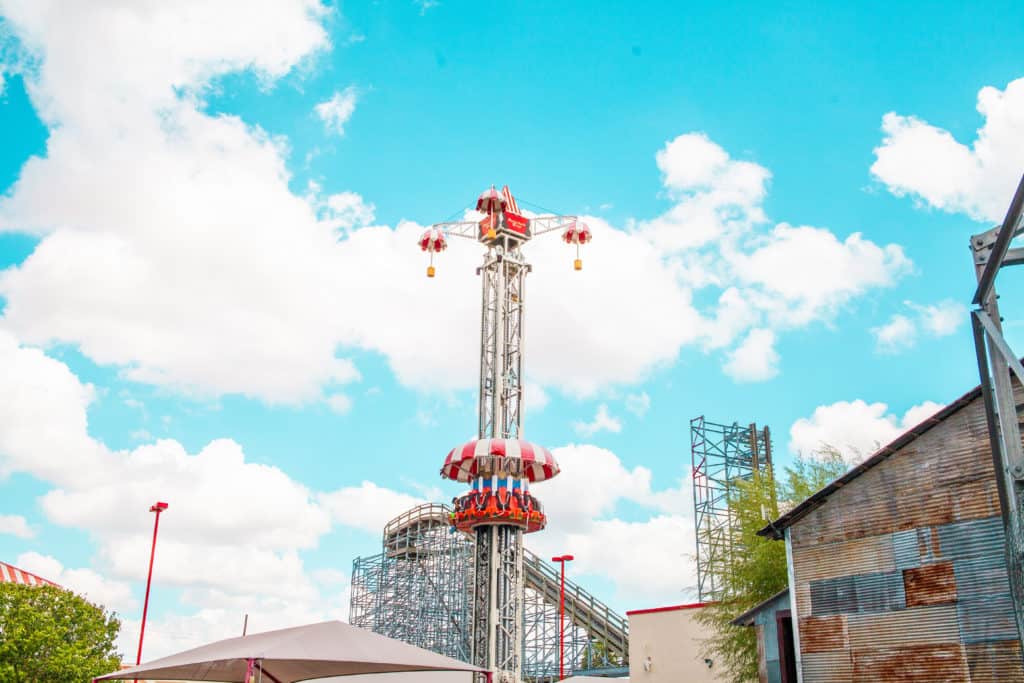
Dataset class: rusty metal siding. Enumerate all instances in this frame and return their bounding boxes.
[794,535,895,584]
[799,615,848,653]
[801,650,852,682]
[851,644,969,682]
[966,641,1024,682]
[937,516,1005,560]
[788,393,1023,682]
[959,594,1018,644]
[854,570,906,613]
[955,554,1010,599]
[846,605,960,649]
[904,562,957,607]
[893,529,920,570]
[810,571,905,615]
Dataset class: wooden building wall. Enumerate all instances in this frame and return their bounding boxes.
[788,392,1024,682]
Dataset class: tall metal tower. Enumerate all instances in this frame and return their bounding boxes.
[422,186,590,683]
[690,416,774,602]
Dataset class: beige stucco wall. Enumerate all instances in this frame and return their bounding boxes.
[628,606,722,683]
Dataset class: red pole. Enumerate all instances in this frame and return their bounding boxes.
[559,561,565,680]
[552,554,573,680]
[135,501,168,682]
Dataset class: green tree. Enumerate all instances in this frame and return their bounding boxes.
[577,639,624,670]
[696,453,846,683]
[0,583,122,683]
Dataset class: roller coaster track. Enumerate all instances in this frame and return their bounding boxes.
[373,503,629,672]
[522,548,629,663]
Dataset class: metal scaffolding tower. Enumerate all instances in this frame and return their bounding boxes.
[350,504,629,681]
[690,416,773,602]
[349,504,473,662]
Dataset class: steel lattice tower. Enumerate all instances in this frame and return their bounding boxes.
[424,187,586,683]
[690,416,774,602]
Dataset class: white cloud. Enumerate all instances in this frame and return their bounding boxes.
[324,191,375,231]
[326,393,353,415]
[871,299,966,354]
[524,383,550,413]
[312,567,348,586]
[314,86,358,136]
[625,391,650,417]
[0,3,909,407]
[723,328,779,382]
[728,224,912,327]
[636,133,770,251]
[1,325,694,634]
[533,516,695,604]
[910,299,967,337]
[871,77,1024,223]
[525,444,695,602]
[572,404,622,437]
[15,552,137,614]
[0,513,34,538]
[319,481,424,534]
[0,329,399,658]
[789,399,943,463]
[871,314,917,354]
[901,400,944,428]
[0,1,355,405]
[631,134,909,382]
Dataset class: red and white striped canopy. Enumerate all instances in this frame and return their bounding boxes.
[1,560,59,587]
[562,221,592,245]
[418,227,447,253]
[441,438,559,483]
[476,186,506,214]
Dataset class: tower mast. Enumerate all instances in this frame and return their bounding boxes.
[426,186,591,682]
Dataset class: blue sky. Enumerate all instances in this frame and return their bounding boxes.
[1,0,1023,659]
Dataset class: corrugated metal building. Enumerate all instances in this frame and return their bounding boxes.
[732,589,795,683]
[760,383,1024,682]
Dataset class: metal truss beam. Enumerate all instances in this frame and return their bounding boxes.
[970,171,1024,654]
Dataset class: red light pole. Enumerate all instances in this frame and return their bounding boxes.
[135,501,168,682]
[551,554,574,680]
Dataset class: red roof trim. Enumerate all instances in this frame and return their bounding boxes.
[626,602,712,616]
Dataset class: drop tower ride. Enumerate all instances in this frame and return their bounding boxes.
[421,186,591,683]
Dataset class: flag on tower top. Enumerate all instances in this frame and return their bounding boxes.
[502,185,519,215]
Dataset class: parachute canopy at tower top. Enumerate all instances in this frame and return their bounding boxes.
[476,186,506,214]
[418,228,447,253]
[441,438,559,483]
[562,221,592,245]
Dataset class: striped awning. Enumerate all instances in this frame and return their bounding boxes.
[441,438,559,483]
[1,560,59,587]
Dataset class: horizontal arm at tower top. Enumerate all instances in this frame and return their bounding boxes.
[431,215,579,241]
[419,186,593,282]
